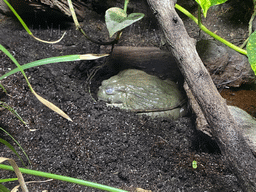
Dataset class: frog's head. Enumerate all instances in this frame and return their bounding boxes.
[97,76,127,106]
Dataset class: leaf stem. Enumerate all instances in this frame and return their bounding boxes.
[198,5,202,28]
[175,4,247,56]
[67,0,119,45]
[124,0,129,14]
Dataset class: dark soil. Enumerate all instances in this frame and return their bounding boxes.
[221,85,256,118]
[0,0,254,191]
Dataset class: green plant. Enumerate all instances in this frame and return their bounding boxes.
[0,44,108,121]
[0,88,30,169]
[175,0,246,55]
[0,0,144,191]
[0,163,128,192]
[67,0,145,98]
[0,0,109,121]
[2,0,66,44]
[0,85,30,191]
[0,127,30,166]
[105,4,144,37]
[192,160,197,169]
[246,0,256,75]
[0,183,14,192]
[0,99,31,191]
[68,0,144,45]
[0,101,25,124]
[175,0,256,75]
[1,0,144,121]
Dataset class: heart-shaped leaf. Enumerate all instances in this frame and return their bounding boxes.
[105,7,144,37]
[247,30,256,75]
[195,0,228,17]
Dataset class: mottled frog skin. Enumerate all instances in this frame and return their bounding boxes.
[97,69,187,119]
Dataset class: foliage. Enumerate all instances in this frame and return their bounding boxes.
[0,127,30,166]
[68,0,144,44]
[195,0,228,17]
[0,158,28,191]
[0,163,128,192]
[246,0,256,75]
[247,30,256,74]
[192,160,197,169]
[0,101,25,124]
[0,138,25,167]
[175,3,246,55]
[0,0,143,191]
[0,2,108,121]
[105,7,144,37]
[105,0,144,38]
[0,184,11,192]
[2,0,66,43]
[176,0,256,74]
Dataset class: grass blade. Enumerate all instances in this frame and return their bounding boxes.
[0,164,128,192]
[67,0,80,30]
[0,158,28,192]
[0,184,10,192]
[2,0,66,44]
[0,44,72,121]
[32,88,73,121]
[0,178,18,183]
[0,84,7,94]
[0,102,26,124]
[0,54,108,80]
[0,127,31,166]
[0,139,25,167]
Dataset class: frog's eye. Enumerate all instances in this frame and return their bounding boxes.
[105,87,115,95]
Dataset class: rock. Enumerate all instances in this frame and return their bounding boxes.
[0,0,9,14]
[184,82,256,156]
[228,105,256,154]
[97,69,187,119]
[106,45,254,88]
[196,40,255,88]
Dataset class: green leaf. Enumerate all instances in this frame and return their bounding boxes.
[0,54,108,81]
[192,160,198,169]
[0,138,26,166]
[0,178,18,183]
[3,0,66,44]
[0,184,10,192]
[0,102,26,124]
[105,7,144,37]
[247,30,256,75]
[195,0,228,17]
[0,164,128,192]
[0,127,30,166]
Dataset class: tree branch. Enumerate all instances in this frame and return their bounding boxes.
[146,0,256,191]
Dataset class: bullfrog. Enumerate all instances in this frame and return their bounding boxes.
[97,69,187,119]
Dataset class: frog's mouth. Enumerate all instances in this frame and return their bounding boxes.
[132,99,187,113]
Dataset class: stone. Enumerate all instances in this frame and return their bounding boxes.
[184,82,256,156]
[196,39,255,88]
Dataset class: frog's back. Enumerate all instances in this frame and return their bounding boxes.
[115,69,185,110]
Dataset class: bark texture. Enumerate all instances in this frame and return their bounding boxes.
[146,0,256,191]
[108,46,182,81]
